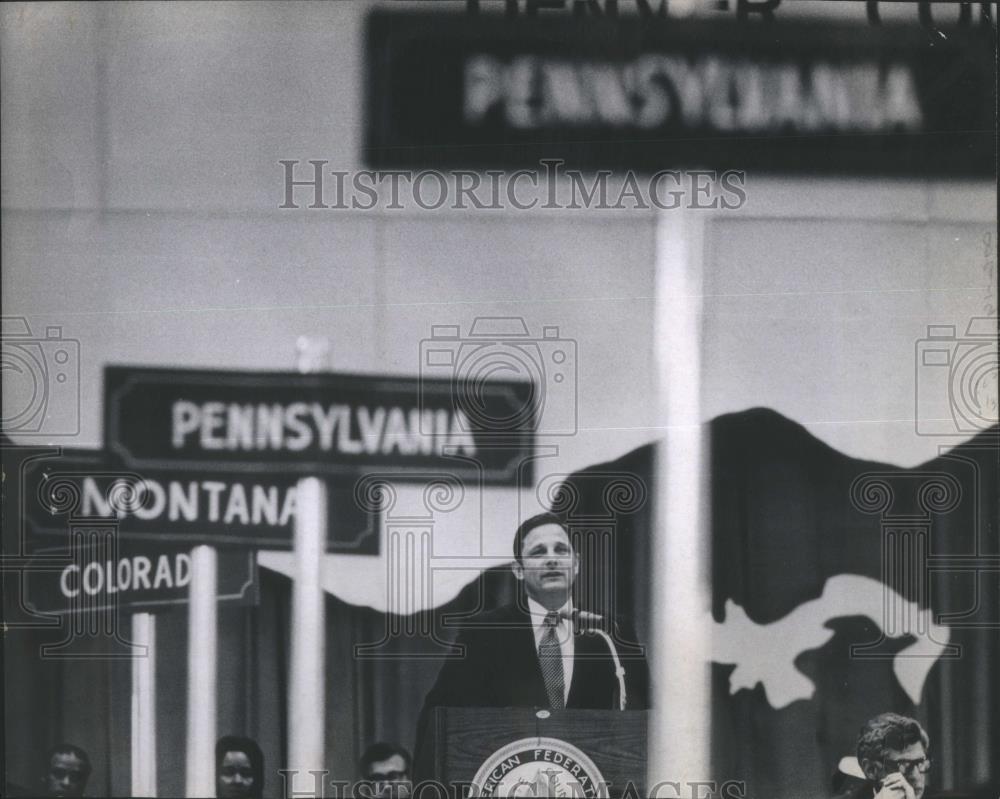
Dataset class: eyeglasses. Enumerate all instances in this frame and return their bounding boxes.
[884,756,931,775]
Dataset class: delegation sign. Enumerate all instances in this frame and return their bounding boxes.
[23,530,258,614]
[365,14,994,177]
[105,366,535,485]
[21,449,378,553]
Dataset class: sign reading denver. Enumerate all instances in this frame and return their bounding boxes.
[105,366,534,485]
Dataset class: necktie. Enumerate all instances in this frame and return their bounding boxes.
[539,611,565,709]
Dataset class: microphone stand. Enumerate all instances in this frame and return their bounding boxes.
[572,610,628,711]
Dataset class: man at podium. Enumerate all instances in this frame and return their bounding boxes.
[418,512,650,714]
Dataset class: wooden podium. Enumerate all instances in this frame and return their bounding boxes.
[422,707,647,797]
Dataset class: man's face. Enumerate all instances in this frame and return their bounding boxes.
[366,754,411,799]
[863,741,929,799]
[44,752,88,798]
[217,750,255,799]
[513,524,578,607]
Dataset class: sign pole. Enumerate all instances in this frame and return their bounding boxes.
[131,612,158,797]
[287,477,327,794]
[185,545,218,797]
[649,207,711,787]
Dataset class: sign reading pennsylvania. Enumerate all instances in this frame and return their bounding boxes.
[105,366,534,485]
[22,449,378,553]
[365,14,994,176]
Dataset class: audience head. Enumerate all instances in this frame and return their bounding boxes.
[856,713,930,799]
[360,742,412,799]
[42,744,91,798]
[216,735,264,799]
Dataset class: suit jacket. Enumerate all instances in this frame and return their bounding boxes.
[413,601,649,779]
[832,782,874,799]
[420,601,649,711]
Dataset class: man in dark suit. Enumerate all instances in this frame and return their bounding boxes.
[416,512,649,717]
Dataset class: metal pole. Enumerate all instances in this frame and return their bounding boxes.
[131,612,158,797]
[287,477,327,795]
[185,545,218,797]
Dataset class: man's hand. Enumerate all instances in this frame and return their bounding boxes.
[874,773,915,799]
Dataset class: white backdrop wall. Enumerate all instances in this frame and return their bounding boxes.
[3,2,995,471]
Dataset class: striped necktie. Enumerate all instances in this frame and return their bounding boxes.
[539,611,565,709]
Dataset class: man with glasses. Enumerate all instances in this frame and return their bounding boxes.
[837,713,931,799]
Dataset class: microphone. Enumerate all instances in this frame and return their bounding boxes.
[566,610,628,711]
[567,609,605,627]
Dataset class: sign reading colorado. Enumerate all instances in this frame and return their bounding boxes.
[104,366,535,485]
[24,536,257,614]
[472,738,607,798]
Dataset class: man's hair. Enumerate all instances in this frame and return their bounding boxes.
[359,742,412,778]
[856,713,929,766]
[216,735,264,798]
[512,512,570,562]
[43,743,92,781]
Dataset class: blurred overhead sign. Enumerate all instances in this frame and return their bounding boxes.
[364,14,994,176]
[460,0,996,26]
[21,449,379,553]
[105,366,535,485]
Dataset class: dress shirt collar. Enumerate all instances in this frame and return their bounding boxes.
[526,597,573,639]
